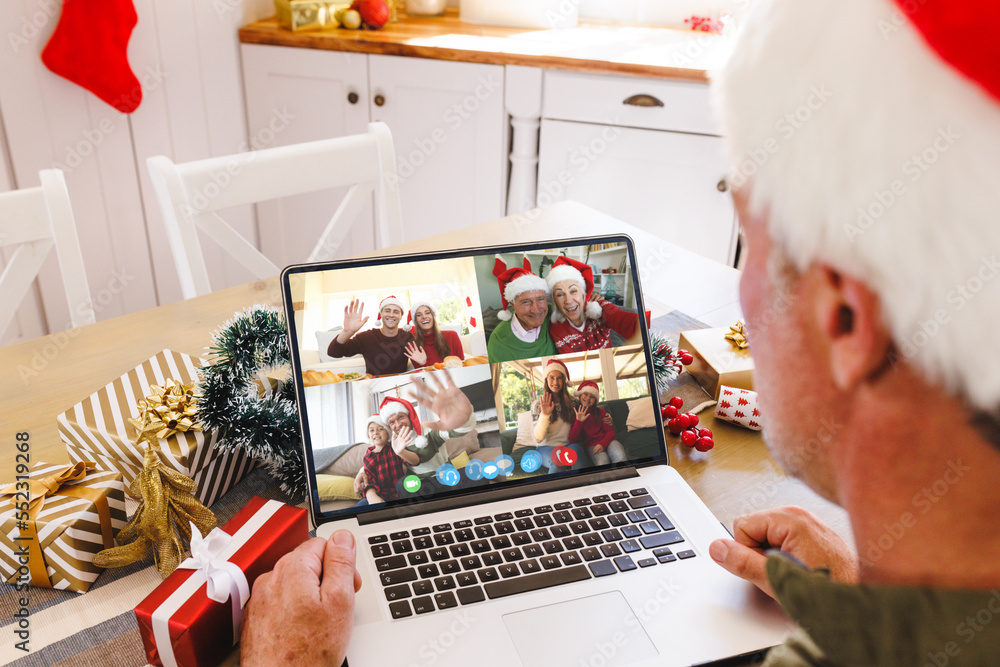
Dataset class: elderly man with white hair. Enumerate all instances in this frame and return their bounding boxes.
[240,1,1000,664]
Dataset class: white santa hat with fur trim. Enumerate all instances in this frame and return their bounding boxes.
[376,295,406,321]
[545,255,603,323]
[365,415,389,442]
[713,0,1000,413]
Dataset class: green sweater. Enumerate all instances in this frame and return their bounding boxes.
[487,318,557,363]
[763,553,1000,665]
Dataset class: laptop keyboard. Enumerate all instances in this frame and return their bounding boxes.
[367,488,696,620]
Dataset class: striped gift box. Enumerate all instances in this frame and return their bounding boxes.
[57,349,255,507]
[0,462,126,593]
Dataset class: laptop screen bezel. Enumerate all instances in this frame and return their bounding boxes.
[281,234,670,527]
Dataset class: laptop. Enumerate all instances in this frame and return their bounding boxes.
[281,235,791,667]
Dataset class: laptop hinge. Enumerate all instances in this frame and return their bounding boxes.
[356,467,641,526]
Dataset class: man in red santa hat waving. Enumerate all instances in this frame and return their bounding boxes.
[327,295,418,376]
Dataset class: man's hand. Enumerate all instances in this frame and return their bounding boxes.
[241,530,362,667]
[391,426,414,455]
[574,405,590,422]
[540,393,554,416]
[342,299,369,338]
[352,469,368,495]
[409,370,473,431]
[404,341,427,367]
[709,506,859,599]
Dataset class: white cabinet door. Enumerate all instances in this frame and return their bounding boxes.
[537,119,737,265]
[368,55,506,242]
[241,44,374,264]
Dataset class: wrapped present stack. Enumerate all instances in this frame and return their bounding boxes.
[1,462,126,593]
[58,349,254,507]
[677,322,754,399]
[134,497,308,667]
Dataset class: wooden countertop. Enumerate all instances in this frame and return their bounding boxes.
[239,10,733,81]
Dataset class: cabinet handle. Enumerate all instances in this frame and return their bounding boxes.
[623,94,664,108]
[717,178,728,192]
[347,92,359,104]
[374,94,386,107]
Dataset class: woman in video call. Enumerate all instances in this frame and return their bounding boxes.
[546,256,639,354]
[404,301,465,368]
[532,359,588,472]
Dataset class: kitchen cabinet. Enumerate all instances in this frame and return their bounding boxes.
[241,45,507,256]
[537,71,737,265]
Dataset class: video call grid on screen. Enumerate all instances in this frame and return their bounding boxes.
[282,237,667,520]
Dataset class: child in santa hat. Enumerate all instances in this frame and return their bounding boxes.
[547,256,641,354]
[405,300,465,368]
[355,415,411,506]
[532,358,588,472]
[354,379,478,496]
[569,381,627,467]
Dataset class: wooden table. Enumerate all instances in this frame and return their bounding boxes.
[0,201,849,544]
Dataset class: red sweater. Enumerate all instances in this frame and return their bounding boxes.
[549,301,639,354]
[409,329,464,367]
[568,407,617,450]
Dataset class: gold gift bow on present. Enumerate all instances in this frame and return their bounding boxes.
[127,379,202,441]
[725,319,749,350]
[1,462,115,588]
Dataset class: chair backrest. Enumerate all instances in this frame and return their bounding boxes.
[0,169,94,336]
[147,122,404,299]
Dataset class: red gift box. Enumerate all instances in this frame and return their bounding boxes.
[134,497,309,667]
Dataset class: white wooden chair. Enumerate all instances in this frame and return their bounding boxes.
[147,122,404,299]
[0,169,94,336]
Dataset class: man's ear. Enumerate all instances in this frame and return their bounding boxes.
[813,267,893,391]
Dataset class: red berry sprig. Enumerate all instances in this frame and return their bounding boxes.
[661,395,714,451]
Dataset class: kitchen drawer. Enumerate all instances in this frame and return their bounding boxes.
[543,71,720,136]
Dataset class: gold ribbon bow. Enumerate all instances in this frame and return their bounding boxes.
[1,462,115,588]
[127,379,202,442]
[724,319,749,350]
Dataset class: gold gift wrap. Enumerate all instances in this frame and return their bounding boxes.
[678,328,754,399]
[57,349,255,507]
[0,462,126,593]
[276,0,346,31]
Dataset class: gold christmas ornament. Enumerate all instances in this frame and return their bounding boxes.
[93,440,217,577]
[95,381,216,577]
[724,319,749,350]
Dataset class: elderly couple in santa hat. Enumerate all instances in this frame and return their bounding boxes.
[327,295,464,377]
[486,255,642,363]
[353,370,478,505]
[531,358,628,472]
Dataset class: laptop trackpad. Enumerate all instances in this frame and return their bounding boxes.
[502,591,659,667]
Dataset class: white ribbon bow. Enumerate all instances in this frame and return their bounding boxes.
[178,523,251,646]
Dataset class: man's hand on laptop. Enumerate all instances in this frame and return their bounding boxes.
[709,507,859,599]
[410,370,473,431]
[242,531,362,666]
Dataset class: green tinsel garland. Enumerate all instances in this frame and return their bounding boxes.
[650,331,685,396]
[197,306,306,498]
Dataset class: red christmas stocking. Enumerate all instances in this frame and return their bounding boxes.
[41,0,142,113]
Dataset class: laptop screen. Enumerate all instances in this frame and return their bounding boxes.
[282,236,666,524]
